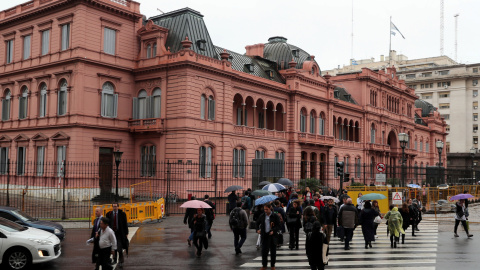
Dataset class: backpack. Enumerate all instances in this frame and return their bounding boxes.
[229,208,243,229]
[274,210,284,223]
[241,196,251,210]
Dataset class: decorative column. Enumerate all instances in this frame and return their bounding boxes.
[283,111,287,132]
[253,105,257,128]
[263,107,267,129]
[241,103,246,126]
[273,109,277,130]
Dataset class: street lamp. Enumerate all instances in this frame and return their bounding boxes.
[436,140,444,185]
[113,150,124,202]
[398,133,409,187]
[470,147,476,184]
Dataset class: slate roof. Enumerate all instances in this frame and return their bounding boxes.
[150,8,219,60]
[263,36,321,74]
[415,99,436,117]
[334,87,357,104]
[214,46,284,84]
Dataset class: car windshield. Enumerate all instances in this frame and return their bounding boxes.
[0,218,28,232]
[13,210,35,222]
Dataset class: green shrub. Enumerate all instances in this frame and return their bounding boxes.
[298,178,323,194]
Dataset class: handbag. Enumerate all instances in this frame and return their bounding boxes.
[322,243,329,264]
[374,216,382,224]
[196,230,206,239]
[286,216,297,225]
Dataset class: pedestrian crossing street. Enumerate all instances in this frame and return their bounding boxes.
[241,220,438,269]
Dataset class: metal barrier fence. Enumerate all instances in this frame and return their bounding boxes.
[92,198,165,224]
[0,160,478,218]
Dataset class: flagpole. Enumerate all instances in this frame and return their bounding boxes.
[389,16,392,67]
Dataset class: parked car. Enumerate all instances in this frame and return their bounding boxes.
[430,199,456,212]
[0,207,65,240]
[0,217,61,269]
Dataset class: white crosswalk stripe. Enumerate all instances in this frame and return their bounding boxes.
[241,221,438,269]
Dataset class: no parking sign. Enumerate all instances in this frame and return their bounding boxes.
[376,163,386,173]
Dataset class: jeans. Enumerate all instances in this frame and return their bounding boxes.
[188,228,194,241]
[261,233,277,267]
[344,228,354,248]
[233,228,247,249]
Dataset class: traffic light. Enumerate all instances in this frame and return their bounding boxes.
[344,173,350,182]
[336,162,344,176]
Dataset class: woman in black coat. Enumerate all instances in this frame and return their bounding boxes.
[192,208,208,257]
[398,202,410,244]
[287,200,303,250]
[305,221,328,270]
[359,201,378,249]
[407,199,418,237]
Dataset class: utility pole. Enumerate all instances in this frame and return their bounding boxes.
[454,14,459,62]
[440,0,444,55]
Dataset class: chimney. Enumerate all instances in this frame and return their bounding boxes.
[380,55,384,61]
[245,43,265,58]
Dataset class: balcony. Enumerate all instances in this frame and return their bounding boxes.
[233,125,286,139]
[335,139,363,148]
[128,118,164,132]
[367,143,391,152]
[298,133,335,146]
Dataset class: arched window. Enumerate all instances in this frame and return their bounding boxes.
[275,151,285,160]
[39,83,47,118]
[2,89,11,121]
[152,43,157,57]
[57,80,68,116]
[101,82,118,118]
[19,86,28,119]
[319,113,325,135]
[200,94,206,119]
[152,88,161,118]
[233,148,245,178]
[141,145,156,177]
[370,124,376,143]
[208,95,215,120]
[199,146,212,178]
[300,109,306,132]
[133,90,147,119]
[309,112,315,133]
[255,149,265,159]
[146,44,151,58]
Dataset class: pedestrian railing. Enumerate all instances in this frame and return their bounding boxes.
[91,198,165,225]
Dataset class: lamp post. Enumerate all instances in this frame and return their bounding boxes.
[470,147,476,184]
[113,150,123,202]
[436,140,444,185]
[398,133,409,187]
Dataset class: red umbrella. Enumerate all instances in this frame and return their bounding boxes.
[180,200,212,209]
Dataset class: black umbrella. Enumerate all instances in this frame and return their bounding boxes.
[277,178,293,186]
[258,181,271,187]
[225,185,243,193]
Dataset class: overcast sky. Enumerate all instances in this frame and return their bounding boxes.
[1,0,478,70]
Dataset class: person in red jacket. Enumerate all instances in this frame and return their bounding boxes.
[314,194,324,210]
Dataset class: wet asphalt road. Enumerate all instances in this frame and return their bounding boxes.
[25,216,480,270]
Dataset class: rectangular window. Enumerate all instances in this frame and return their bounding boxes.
[101,92,118,118]
[104,27,116,55]
[420,84,424,89]
[233,149,245,178]
[355,158,361,178]
[474,68,479,73]
[415,141,418,150]
[16,147,26,175]
[41,30,50,55]
[36,146,45,176]
[319,117,324,135]
[200,95,205,119]
[56,146,66,177]
[39,92,47,117]
[406,74,416,79]
[474,90,479,97]
[255,150,264,159]
[23,35,31,60]
[275,151,284,160]
[6,40,13,64]
[474,125,478,133]
[208,97,215,120]
[474,113,478,121]
[439,70,450,75]
[441,114,450,120]
[422,72,432,77]
[199,146,212,178]
[420,142,423,152]
[236,108,242,125]
[446,125,450,132]
[439,103,450,109]
[370,128,375,144]
[474,136,478,145]
[439,92,450,98]
[473,80,478,86]
[61,24,70,51]
[422,94,432,99]
[426,142,429,153]
[474,101,478,110]
[345,157,349,173]
[0,147,9,174]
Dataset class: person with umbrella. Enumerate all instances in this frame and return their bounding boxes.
[454,199,473,238]
[228,191,238,214]
[192,208,208,257]
[359,201,379,249]
[184,196,197,246]
[257,202,281,270]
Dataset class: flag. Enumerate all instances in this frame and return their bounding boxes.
[390,22,405,39]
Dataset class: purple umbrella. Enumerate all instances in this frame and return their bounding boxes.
[450,193,474,201]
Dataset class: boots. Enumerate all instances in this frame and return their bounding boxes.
[365,241,368,249]
[401,234,405,244]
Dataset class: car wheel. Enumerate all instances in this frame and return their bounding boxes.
[5,248,31,270]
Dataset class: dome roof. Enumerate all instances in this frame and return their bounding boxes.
[415,99,436,117]
[263,36,320,74]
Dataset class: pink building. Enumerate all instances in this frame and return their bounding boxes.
[0,0,446,199]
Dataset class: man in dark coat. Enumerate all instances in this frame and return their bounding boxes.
[228,191,238,214]
[91,207,103,269]
[106,203,129,267]
[183,196,197,246]
[326,187,336,197]
[305,221,328,270]
[204,195,216,239]
[323,199,337,244]
[257,203,281,270]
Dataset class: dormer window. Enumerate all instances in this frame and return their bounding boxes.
[292,49,299,58]
[197,39,206,51]
[245,63,254,72]
[266,70,274,79]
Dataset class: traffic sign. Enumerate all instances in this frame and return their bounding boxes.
[392,192,402,204]
[376,163,386,172]
[376,173,386,183]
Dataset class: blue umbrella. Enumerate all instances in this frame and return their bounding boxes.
[262,183,286,192]
[407,184,421,189]
[255,195,278,206]
[359,193,387,201]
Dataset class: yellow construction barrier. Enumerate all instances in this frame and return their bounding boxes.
[346,190,389,214]
[92,198,165,224]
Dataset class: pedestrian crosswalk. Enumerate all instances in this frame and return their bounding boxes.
[241,220,438,269]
